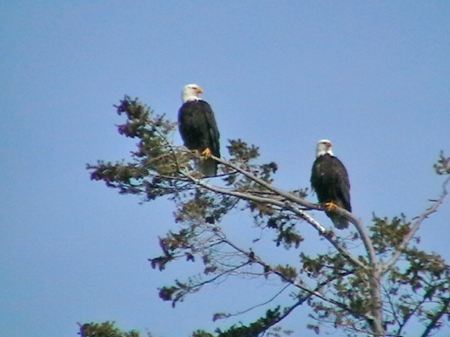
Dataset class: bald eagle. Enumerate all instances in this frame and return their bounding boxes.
[178,84,220,177]
[310,139,351,229]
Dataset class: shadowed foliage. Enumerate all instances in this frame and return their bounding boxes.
[78,321,141,337]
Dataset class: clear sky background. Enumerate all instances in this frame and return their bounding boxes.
[1,2,450,336]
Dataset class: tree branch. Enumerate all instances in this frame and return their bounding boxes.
[396,288,432,336]
[382,176,450,274]
[191,259,252,290]
[210,156,384,334]
[219,284,291,319]
[211,155,318,209]
[213,154,379,269]
[219,235,378,325]
[180,170,367,270]
[420,296,450,337]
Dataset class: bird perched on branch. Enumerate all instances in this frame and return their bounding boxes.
[178,84,221,177]
[311,139,351,229]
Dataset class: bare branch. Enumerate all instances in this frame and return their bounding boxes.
[190,260,252,291]
[219,284,291,319]
[396,288,433,336]
[214,154,379,269]
[382,176,450,274]
[336,207,379,268]
[219,236,378,325]
[180,170,367,270]
[211,155,319,209]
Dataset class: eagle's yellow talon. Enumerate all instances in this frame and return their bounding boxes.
[324,202,338,212]
[202,148,212,157]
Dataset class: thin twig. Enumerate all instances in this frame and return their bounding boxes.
[212,154,377,268]
[211,155,320,209]
[181,170,366,270]
[222,284,291,318]
[221,236,377,324]
[420,296,450,337]
[382,176,450,274]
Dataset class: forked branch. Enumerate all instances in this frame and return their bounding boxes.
[180,169,366,270]
[382,176,450,274]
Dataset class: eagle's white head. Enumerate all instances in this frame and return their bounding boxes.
[181,84,204,103]
[316,139,334,157]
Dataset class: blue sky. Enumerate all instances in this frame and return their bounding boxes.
[1,2,449,336]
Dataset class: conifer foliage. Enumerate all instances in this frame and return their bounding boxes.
[87,97,450,337]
